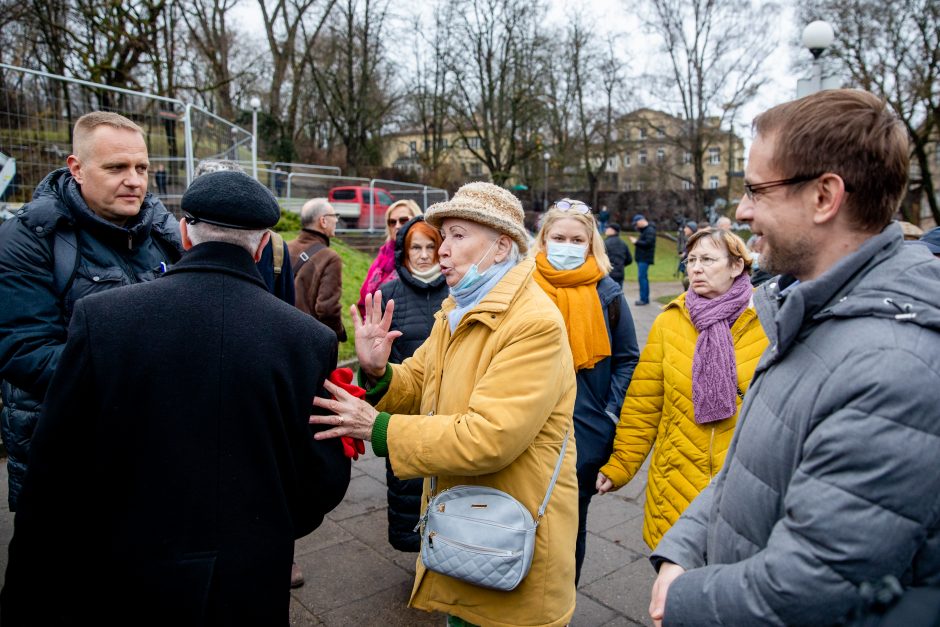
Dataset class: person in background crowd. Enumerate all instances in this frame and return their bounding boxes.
[630,214,656,305]
[715,216,732,230]
[379,216,448,553]
[192,159,295,305]
[533,199,639,585]
[677,220,699,289]
[604,223,632,289]
[288,198,346,343]
[154,163,168,196]
[745,233,773,287]
[357,199,423,317]
[311,182,579,627]
[597,228,767,553]
[917,225,940,258]
[597,204,610,232]
[648,89,940,627]
[0,112,182,512]
[0,171,350,625]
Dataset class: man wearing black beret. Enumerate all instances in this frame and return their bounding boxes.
[1,171,351,625]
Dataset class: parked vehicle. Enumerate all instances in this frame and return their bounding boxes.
[328,186,395,229]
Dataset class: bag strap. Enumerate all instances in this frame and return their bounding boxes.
[269,231,284,276]
[429,429,570,523]
[294,241,326,274]
[52,228,80,298]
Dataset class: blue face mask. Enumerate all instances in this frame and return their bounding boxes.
[455,239,499,290]
[546,242,588,270]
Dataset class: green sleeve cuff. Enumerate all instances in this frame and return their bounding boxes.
[371,412,392,457]
[358,365,392,405]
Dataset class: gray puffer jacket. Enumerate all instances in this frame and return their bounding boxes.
[651,223,940,626]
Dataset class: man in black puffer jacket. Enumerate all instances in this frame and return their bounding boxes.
[0,112,182,510]
[380,216,448,551]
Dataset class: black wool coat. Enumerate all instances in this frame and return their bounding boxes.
[1,242,350,627]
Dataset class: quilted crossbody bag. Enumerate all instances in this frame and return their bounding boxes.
[416,430,570,591]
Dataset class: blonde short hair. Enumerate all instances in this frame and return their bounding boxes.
[686,227,753,273]
[533,201,612,274]
[72,112,145,159]
[385,199,423,241]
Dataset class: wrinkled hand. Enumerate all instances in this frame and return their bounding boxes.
[649,562,685,627]
[310,380,379,441]
[352,290,402,379]
[595,472,615,494]
[328,367,367,460]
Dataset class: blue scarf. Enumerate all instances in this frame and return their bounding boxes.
[447,259,515,332]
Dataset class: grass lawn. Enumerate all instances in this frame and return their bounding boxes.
[621,235,683,283]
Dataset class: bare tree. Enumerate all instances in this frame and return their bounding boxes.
[179,0,244,120]
[444,0,548,186]
[308,0,396,174]
[409,7,453,180]
[801,0,940,224]
[641,0,776,219]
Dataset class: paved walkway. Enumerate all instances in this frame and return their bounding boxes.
[0,281,685,627]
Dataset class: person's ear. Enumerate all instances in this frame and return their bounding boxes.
[179,218,193,251]
[730,255,746,279]
[493,235,512,263]
[811,173,850,225]
[66,154,83,183]
[254,230,272,262]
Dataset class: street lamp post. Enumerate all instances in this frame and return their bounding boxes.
[797,21,836,97]
[543,151,550,210]
[249,96,261,181]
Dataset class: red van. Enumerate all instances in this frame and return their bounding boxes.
[327,186,395,229]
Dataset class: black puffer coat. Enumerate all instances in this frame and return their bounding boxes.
[380,217,447,551]
[0,168,182,509]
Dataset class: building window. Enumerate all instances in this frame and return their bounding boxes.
[656,127,665,138]
[468,136,482,149]
[682,180,693,190]
[709,147,721,165]
[623,153,631,167]
[625,181,632,191]
[409,141,417,157]
[470,163,482,176]
[639,127,647,139]
[709,175,720,189]
[636,181,644,191]
[656,148,665,164]
[683,151,692,164]
[639,149,647,165]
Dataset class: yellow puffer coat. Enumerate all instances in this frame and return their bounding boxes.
[599,293,767,549]
[379,258,579,627]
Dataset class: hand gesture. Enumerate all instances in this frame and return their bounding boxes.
[310,380,378,441]
[352,290,402,379]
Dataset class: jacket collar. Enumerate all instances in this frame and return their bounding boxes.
[165,241,266,289]
[755,222,903,365]
[439,257,535,331]
[298,228,330,247]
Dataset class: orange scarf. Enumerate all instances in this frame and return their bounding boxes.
[534,252,611,370]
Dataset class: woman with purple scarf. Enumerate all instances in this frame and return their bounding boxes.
[595,228,768,549]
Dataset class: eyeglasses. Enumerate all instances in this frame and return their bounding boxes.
[323,213,339,219]
[743,174,822,201]
[387,216,411,227]
[685,255,726,268]
[553,200,591,214]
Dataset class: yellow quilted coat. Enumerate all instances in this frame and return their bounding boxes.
[378,258,579,627]
[599,293,767,549]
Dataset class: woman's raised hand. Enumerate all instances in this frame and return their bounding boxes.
[352,290,402,379]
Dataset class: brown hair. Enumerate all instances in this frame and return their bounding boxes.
[72,112,145,158]
[686,228,752,273]
[753,89,909,232]
[403,219,443,271]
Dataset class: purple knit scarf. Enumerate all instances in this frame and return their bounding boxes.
[685,273,753,424]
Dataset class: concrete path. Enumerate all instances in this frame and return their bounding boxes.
[0,281,686,627]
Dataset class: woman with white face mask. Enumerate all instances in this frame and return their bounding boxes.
[532,199,641,587]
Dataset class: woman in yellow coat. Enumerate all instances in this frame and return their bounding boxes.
[311,182,579,627]
[596,228,768,550]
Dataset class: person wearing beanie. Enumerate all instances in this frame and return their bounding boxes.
[309,181,580,627]
[532,200,640,587]
[1,170,350,624]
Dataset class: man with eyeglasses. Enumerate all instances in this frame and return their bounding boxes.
[288,198,347,343]
[647,90,940,626]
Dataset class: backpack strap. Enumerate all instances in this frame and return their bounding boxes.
[294,241,326,274]
[269,231,284,276]
[52,228,80,298]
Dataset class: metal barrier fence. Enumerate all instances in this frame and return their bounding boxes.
[285,173,448,232]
